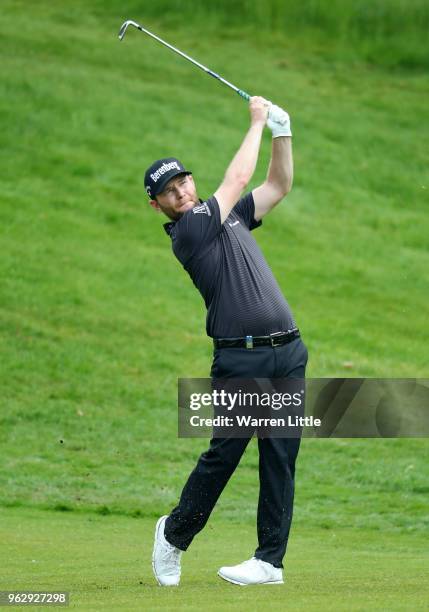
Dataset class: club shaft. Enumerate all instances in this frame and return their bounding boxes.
[119,20,250,101]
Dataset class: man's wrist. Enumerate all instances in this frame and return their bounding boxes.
[270,125,292,138]
[250,120,266,130]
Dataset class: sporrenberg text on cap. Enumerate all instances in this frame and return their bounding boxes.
[144,157,192,198]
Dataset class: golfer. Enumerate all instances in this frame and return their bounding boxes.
[145,97,308,586]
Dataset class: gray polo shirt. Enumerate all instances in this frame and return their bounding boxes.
[164,193,297,338]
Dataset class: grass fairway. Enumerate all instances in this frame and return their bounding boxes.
[1,1,428,609]
[1,507,428,611]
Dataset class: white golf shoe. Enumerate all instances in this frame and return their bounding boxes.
[152,515,182,586]
[218,557,284,585]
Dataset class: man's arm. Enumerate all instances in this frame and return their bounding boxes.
[214,97,269,224]
[253,107,293,221]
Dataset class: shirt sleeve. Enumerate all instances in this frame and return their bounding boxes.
[232,192,262,231]
[171,196,221,265]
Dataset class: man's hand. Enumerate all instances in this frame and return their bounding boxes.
[249,96,270,126]
[267,104,292,138]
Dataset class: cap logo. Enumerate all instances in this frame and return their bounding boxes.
[150,161,181,183]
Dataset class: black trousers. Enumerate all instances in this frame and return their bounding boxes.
[164,337,308,568]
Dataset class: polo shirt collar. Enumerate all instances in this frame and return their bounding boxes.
[163,199,204,236]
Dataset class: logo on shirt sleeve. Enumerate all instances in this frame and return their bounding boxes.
[192,202,211,216]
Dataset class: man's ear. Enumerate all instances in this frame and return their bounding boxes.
[148,199,161,212]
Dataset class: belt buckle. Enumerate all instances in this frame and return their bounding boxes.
[270,331,285,347]
[246,335,253,349]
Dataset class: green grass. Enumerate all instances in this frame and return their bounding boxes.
[1,508,428,611]
[95,0,429,69]
[0,2,428,608]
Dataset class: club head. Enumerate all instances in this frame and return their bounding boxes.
[118,20,140,41]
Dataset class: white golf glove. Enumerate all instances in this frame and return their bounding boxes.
[267,104,292,138]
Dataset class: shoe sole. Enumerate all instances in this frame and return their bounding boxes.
[152,515,179,587]
[217,570,284,586]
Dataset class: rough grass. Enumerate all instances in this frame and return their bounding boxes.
[94,0,429,69]
[1,0,428,514]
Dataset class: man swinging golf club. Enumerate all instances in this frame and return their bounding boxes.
[145,96,308,586]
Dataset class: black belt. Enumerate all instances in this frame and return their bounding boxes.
[213,329,300,350]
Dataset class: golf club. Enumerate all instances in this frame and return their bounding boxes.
[118,19,251,101]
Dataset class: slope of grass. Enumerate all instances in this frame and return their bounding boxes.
[95,0,429,69]
[0,0,428,533]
